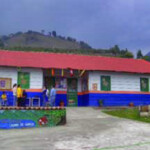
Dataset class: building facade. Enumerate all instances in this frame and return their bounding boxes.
[0,50,150,106]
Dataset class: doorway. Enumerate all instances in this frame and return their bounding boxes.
[67,78,78,106]
[44,77,55,90]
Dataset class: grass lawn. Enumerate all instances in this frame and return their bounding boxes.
[103,108,150,123]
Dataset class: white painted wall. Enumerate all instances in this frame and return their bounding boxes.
[89,71,150,92]
[0,67,43,89]
[0,67,17,87]
[2,67,150,92]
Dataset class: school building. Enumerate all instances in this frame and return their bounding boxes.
[1,50,150,106]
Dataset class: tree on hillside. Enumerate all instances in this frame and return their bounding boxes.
[142,56,150,61]
[1,35,9,41]
[67,36,73,41]
[123,51,134,58]
[110,45,120,56]
[0,39,4,48]
[52,31,57,37]
[80,41,92,49]
[136,50,143,59]
[15,31,23,36]
[41,30,45,35]
[48,32,51,37]
[27,30,33,34]
[120,49,128,55]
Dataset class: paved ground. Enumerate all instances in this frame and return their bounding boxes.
[1,107,150,150]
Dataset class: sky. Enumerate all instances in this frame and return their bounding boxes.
[0,0,150,54]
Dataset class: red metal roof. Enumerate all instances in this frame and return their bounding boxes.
[0,50,150,74]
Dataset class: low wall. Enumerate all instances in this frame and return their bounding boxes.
[88,93,150,106]
[0,107,66,129]
[1,91,150,107]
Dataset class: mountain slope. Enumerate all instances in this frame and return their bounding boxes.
[3,32,91,50]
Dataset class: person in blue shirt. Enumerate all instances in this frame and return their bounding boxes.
[49,85,56,107]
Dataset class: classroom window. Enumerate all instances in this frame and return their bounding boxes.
[18,72,30,89]
[101,76,111,91]
[140,78,149,92]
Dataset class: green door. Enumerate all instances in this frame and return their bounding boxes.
[67,78,78,106]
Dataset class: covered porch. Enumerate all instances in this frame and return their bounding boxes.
[43,68,89,106]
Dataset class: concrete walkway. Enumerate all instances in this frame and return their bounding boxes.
[1,107,150,150]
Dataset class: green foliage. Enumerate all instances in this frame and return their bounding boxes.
[0,30,136,58]
[123,51,134,58]
[79,41,92,49]
[110,45,120,56]
[99,100,103,107]
[142,56,150,61]
[52,30,57,37]
[103,108,150,123]
[137,50,143,59]
[3,46,135,58]
[0,39,4,48]
[0,109,66,127]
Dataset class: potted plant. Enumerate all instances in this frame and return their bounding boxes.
[129,102,134,107]
[60,100,65,107]
[99,100,103,107]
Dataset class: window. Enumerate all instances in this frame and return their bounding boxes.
[140,78,149,92]
[55,77,67,89]
[18,72,30,89]
[101,76,111,91]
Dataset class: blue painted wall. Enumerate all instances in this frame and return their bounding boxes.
[55,94,67,106]
[88,93,150,106]
[0,91,43,106]
[0,91,68,106]
[1,91,150,107]
[78,94,89,106]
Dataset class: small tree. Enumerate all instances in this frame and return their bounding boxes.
[52,31,57,37]
[142,56,150,61]
[48,32,51,37]
[124,51,134,58]
[110,45,120,56]
[41,30,45,35]
[137,50,143,59]
[0,39,4,48]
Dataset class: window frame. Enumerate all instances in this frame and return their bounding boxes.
[101,75,111,91]
[17,72,30,89]
[140,77,149,92]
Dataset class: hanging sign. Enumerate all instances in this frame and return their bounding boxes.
[70,69,73,77]
[51,69,55,76]
[61,69,64,77]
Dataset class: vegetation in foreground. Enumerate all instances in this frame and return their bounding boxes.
[103,108,150,123]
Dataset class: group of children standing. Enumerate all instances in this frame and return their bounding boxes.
[0,84,56,107]
[1,84,27,107]
[42,85,56,106]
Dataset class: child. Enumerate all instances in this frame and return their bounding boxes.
[22,90,27,107]
[17,85,23,107]
[1,91,7,106]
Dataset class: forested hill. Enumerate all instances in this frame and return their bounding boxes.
[0,30,91,50]
[0,30,134,58]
